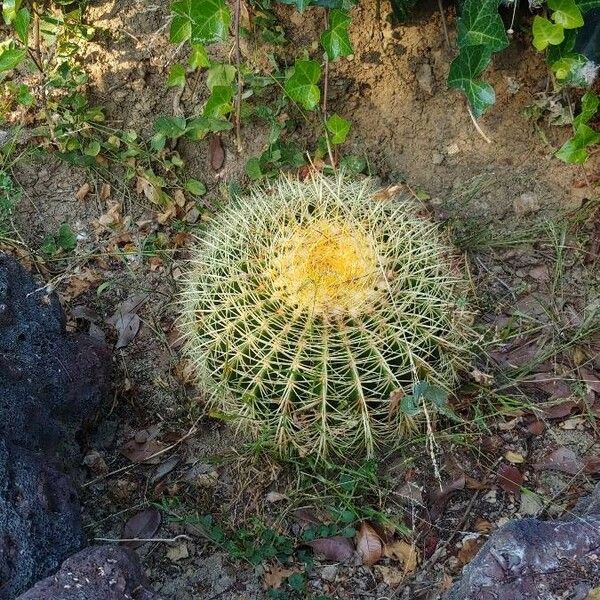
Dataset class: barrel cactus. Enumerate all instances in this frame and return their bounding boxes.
[181,173,474,458]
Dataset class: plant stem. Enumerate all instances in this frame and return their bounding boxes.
[233,0,243,153]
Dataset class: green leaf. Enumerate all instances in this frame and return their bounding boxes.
[154,116,187,138]
[320,9,352,60]
[246,157,263,180]
[206,64,236,91]
[532,16,565,51]
[551,53,590,85]
[574,92,599,128]
[185,115,232,140]
[84,140,101,156]
[0,48,26,73]
[448,45,495,117]
[556,123,600,164]
[284,59,321,111]
[190,44,210,69]
[185,178,207,195]
[326,113,351,144]
[167,63,186,87]
[400,395,421,417]
[56,223,77,251]
[2,0,20,25]
[457,0,509,51]
[16,83,33,106]
[170,0,231,45]
[203,85,233,118]
[548,0,584,28]
[576,0,600,11]
[14,8,30,44]
[340,154,366,173]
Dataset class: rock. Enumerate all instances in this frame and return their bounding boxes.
[0,254,111,468]
[513,192,540,218]
[320,565,339,582]
[0,255,112,597]
[416,63,434,94]
[444,483,600,600]
[17,546,159,600]
[0,440,85,599]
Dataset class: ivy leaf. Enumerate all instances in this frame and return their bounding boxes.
[0,47,25,73]
[277,0,312,10]
[185,115,232,140]
[285,59,321,111]
[551,54,590,85]
[574,92,599,128]
[206,64,236,91]
[170,0,231,45]
[154,116,187,138]
[448,45,495,117]
[166,64,186,87]
[321,9,352,60]
[457,0,509,52]
[14,7,30,44]
[549,0,584,28]
[532,16,565,51]
[326,113,351,144]
[203,85,234,118]
[556,123,600,164]
[190,44,210,69]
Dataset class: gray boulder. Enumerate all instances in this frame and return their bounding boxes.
[17,546,160,600]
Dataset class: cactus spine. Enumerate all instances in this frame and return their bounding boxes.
[181,173,474,458]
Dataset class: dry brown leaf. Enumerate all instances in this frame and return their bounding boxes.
[533,447,584,475]
[209,134,225,171]
[457,536,484,566]
[263,566,299,590]
[306,536,354,562]
[372,185,402,201]
[375,565,405,586]
[357,522,384,566]
[505,451,525,464]
[474,518,492,532]
[430,476,466,519]
[384,539,419,573]
[75,182,91,201]
[63,270,102,300]
[498,463,523,496]
[136,176,161,203]
[120,438,165,464]
[122,509,161,548]
[100,182,111,201]
[388,389,404,419]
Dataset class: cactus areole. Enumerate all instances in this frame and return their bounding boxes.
[181,174,474,458]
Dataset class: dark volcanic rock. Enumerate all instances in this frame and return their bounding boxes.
[444,484,600,600]
[17,546,160,600]
[0,254,111,468]
[0,254,111,597]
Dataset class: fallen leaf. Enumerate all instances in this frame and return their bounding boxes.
[120,438,165,464]
[474,518,492,532]
[266,491,288,503]
[471,368,494,385]
[526,419,545,435]
[497,463,523,496]
[122,509,161,548]
[375,565,405,586]
[263,566,299,589]
[356,522,384,566]
[525,373,572,401]
[150,455,180,484]
[505,451,525,464]
[533,447,584,475]
[166,542,189,562]
[107,294,148,349]
[457,536,484,566]
[306,536,354,562]
[100,182,111,201]
[75,182,91,201]
[584,457,600,474]
[372,185,402,201]
[430,476,465,519]
[209,134,225,171]
[384,539,419,573]
[541,399,577,419]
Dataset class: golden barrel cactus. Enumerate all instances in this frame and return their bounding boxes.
[181,173,474,458]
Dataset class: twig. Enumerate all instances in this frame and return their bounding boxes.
[466,102,492,144]
[233,0,243,152]
[83,417,201,488]
[94,535,192,544]
[437,0,450,50]
[322,9,336,169]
